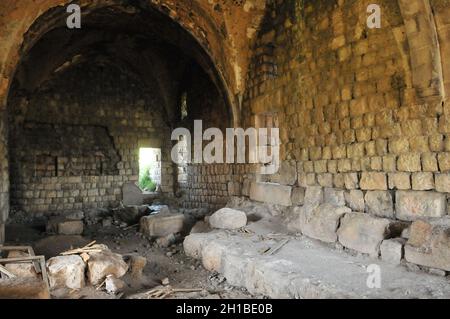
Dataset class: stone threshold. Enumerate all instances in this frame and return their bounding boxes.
[184,220,450,299]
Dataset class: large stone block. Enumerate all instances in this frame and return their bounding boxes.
[87,250,129,285]
[324,188,345,207]
[337,213,395,256]
[300,204,351,243]
[380,238,405,265]
[405,220,450,271]
[140,213,185,237]
[270,161,297,185]
[364,191,394,218]
[122,182,143,206]
[209,208,247,230]
[47,217,83,235]
[291,187,305,206]
[249,182,292,206]
[435,173,450,193]
[360,172,387,190]
[304,186,323,208]
[395,191,446,221]
[344,190,365,212]
[47,255,86,290]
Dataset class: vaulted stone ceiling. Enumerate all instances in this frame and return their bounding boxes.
[0,0,267,121]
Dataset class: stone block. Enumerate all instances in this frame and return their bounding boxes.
[140,213,185,237]
[47,217,83,235]
[300,203,351,243]
[388,173,411,190]
[380,238,405,265]
[405,220,450,271]
[345,190,365,212]
[209,208,247,230]
[411,173,434,190]
[337,212,396,256]
[364,191,394,218]
[395,191,446,221]
[87,250,129,285]
[47,255,86,290]
[291,187,305,206]
[324,188,345,206]
[304,186,323,208]
[435,173,450,193]
[270,161,297,185]
[122,182,143,206]
[360,172,387,190]
[249,182,292,206]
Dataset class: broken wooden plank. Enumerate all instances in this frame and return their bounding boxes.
[0,264,16,278]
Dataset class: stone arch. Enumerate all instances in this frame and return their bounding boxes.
[0,0,267,127]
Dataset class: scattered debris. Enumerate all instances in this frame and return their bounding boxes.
[262,239,290,256]
[145,285,203,299]
[161,277,170,286]
[105,275,126,294]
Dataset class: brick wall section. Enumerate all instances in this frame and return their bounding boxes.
[181,163,256,211]
[8,62,173,214]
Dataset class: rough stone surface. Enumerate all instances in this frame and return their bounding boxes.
[47,217,83,235]
[299,204,351,243]
[140,213,185,237]
[324,188,345,207]
[190,220,212,234]
[87,250,128,285]
[360,172,387,190]
[122,182,144,206]
[337,213,393,256]
[249,182,292,206]
[395,191,446,221]
[46,255,86,290]
[380,238,405,265]
[184,227,450,299]
[344,190,365,212]
[304,186,324,208]
[364,191,394,218]
[209,208,247,230]
[105,275,126,294]
[291,187,305,206]
[405,220,450,271]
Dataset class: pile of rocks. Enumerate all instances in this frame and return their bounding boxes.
[45,244,134,294]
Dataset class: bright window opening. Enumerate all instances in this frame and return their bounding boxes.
[181,91,188,120]
[138,148,161,192]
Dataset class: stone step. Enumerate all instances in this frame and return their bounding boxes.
[184,229,450,299]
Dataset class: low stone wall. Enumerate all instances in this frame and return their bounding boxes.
[246,177,450,272]
[180,163,256,212]
[10,175,128,213]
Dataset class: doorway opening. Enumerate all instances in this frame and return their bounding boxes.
[138,148,161,192]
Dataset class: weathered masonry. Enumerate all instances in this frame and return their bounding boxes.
[1,0,450,290]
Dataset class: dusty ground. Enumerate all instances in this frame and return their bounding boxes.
[4,221,263,299]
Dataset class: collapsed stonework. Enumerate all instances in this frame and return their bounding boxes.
[1,0,450,299]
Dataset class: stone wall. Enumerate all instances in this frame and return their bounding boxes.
[238,0,450,272]
[8,61,173,214]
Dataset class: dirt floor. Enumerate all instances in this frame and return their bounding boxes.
[4,221,263,299]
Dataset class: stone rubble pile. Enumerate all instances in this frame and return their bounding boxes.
[44,244,143,294]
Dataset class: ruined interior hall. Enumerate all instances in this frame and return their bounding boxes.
[1,0,450,300]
